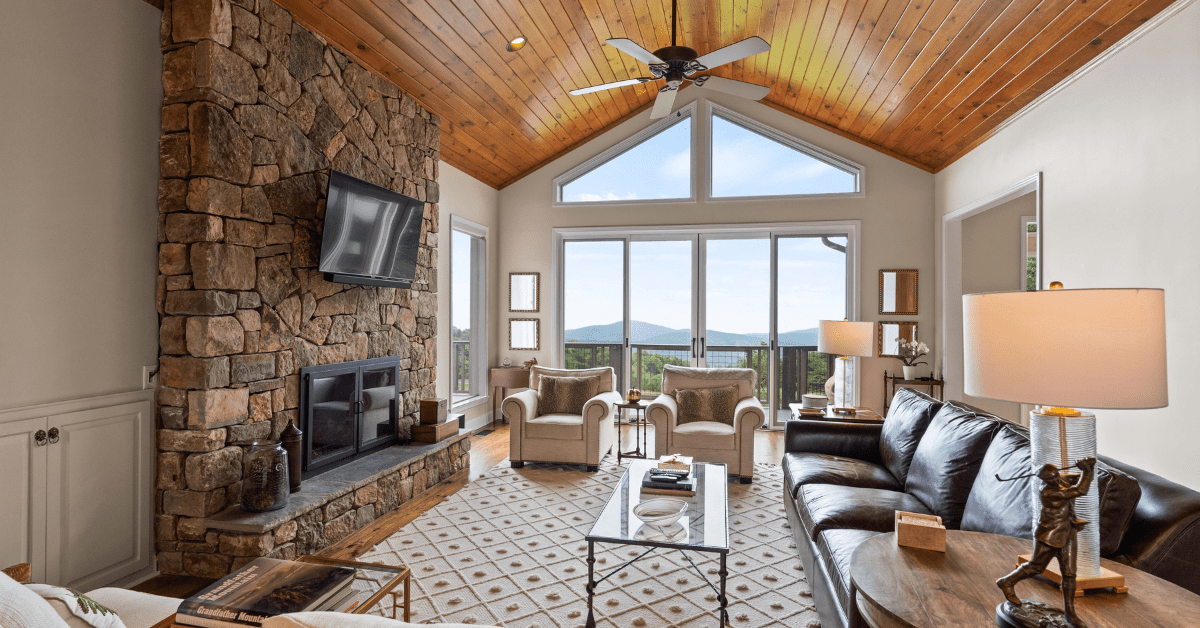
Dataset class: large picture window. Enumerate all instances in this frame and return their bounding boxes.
[450,217,487,407]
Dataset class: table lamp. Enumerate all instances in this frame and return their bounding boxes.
[818,319,876,415]
[962,284,1167,589]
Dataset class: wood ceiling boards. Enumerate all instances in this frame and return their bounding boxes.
[276,0,1178,188]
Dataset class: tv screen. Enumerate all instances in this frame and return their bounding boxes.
[318,170,424,288]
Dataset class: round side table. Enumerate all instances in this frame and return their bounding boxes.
[615,401,647,463]
[851,530,1200,628]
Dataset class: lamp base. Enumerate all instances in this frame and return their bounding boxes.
[1014,555,1128,596]
[995,601,1076,628]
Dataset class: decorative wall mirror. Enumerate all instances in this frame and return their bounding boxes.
[879,269,919,315]
[509,318,540,351]
[509,272,540,312]
[878,322,918,358]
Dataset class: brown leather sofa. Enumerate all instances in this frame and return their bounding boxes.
[783,388,1200,628]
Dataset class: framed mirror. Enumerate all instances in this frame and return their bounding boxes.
[878,322,918,358]
[510,272,540,312]
[879,269,918,315]
[509,318,540,351]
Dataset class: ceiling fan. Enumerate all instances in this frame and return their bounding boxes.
[568,0,772,119]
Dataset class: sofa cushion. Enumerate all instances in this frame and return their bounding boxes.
[815,529,883,618]
[1096,461,1142,556]
[676,384,739,426]
[524,413,584,440]
[961,424,1034,540]
[879,388,942,484]
[796,484,932,540]
[783,453,901,499]
[536,375,600,415]
[904,403,999,529]
[0,572,69,628]
[672,421,735,450]
[661,365,757,400]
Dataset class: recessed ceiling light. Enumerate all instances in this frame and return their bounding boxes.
[506,36,527,52]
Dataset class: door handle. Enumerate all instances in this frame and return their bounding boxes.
[48,427,60,444]
[34,430,47,447]
[700,338,706,358]
[691,337,697,358]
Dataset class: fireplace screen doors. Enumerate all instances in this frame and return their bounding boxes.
[300,356,401,477]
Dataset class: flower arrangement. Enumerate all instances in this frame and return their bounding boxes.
[897,338,930,367]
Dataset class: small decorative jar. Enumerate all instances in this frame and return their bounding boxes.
[626,389,642,403]
[241,440,289,512]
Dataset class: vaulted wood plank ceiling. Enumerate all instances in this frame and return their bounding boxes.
[277,0,1176,188]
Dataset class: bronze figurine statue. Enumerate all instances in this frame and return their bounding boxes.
[995,456,1096,628]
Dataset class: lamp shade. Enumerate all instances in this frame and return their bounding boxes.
[818,320,875,357]
[962,288,1167,408]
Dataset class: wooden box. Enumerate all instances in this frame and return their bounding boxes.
[420,398,448,425]
[895,511,946,552]
[657,454,693,470]
[412,420,458,443]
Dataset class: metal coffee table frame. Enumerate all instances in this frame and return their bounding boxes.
[584,460,730,627]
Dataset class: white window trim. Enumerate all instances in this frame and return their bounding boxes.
[449,215,489,412]
[552,101,699,207]
[705,101,865,201]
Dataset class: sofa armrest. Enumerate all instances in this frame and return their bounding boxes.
[584,390,624,423]
[647,396,677,430]
[502,389,539,424]
[784,419,883,464]
[264,611,501,628]
[732,397,765,432]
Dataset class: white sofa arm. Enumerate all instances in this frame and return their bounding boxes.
[583,390,623,423]
[647,395,678,459]
[264,611,500,628]
[502,389,539,424]
[733,397,765,432]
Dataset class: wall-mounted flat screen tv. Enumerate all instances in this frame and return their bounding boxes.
[318,170,424,288]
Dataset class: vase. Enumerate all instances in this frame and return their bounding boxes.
[902,365,920,380]
[241,440,289,512]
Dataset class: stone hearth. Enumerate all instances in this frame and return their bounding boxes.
[153,0,441,577]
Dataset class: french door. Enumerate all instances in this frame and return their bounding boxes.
[557,222,857,429]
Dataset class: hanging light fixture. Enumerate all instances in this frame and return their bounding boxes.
[506,36,527,52]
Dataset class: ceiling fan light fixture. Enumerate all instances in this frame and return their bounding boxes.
[506,36,527,52]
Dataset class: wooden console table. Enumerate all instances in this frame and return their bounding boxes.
[488,367,529,424]
[851,530,1200,628]
[789,404,883,424]
[883,372,944,413]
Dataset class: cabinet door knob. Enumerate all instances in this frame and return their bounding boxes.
[48,427,60,444]
[34,430,47,446]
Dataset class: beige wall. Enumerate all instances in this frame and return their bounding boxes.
[959,193,1035,421]
[496,88,935,414]
[436,163,502,428]
[0,0,162,409]
[934,0,1200,488]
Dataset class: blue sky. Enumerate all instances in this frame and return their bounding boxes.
[560,112,856,202]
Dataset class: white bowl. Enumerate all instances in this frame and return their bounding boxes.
[633,498,689,528]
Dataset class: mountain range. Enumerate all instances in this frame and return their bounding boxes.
[564,321,818,346]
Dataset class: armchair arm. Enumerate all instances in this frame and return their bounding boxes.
[732,397,765,432]
[784,419,883,464]
[502,389,539,424]
[583,390,624,423]
[648,396,677,460]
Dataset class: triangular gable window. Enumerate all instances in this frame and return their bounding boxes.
[555,104,695,204]
[709,105,861,198]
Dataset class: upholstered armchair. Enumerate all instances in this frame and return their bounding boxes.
[503,366,622,471]
[647,365,765,483]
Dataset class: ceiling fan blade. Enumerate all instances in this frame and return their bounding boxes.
[695,76,771,101]
[694,36,770,70]
[569,78,654,96]
[606,38,663,65]
[649,87,678,119]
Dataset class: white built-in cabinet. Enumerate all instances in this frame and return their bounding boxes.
[0,392,154,589]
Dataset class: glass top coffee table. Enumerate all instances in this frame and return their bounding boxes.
[584,459,730,627]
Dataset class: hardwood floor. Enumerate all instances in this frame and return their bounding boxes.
[132,421,786,596]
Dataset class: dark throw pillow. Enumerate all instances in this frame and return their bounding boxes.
[537,375,601,415]
[1096,461,1142,556]
[676,385,740,426]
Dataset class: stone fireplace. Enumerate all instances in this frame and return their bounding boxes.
[153,0,453,578]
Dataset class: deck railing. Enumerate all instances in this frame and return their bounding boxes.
[562,342,834,411]
[452,340,470,395]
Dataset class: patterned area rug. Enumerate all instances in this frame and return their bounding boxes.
[359,459,820,627]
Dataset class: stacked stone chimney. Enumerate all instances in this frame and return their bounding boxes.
[153,0,441,576]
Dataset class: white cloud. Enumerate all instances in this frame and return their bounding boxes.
[660,149,690,181]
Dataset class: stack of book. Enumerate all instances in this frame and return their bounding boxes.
[641,468,695,497]
[175,558,357,627]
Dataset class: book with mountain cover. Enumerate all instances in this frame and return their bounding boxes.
[175,558,355,627]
